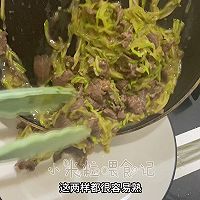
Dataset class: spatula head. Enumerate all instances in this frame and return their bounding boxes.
[0,86,76,118]
[0,125,90,161]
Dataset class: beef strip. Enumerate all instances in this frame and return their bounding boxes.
[53,146,87,169]
[86,79,110,104]
[88,117,102,138]
[121,30,133,48]
[63,147,87,169]
[147,33,159,48]
[117,110,126,120]
[0,31,7,55]
[87,97,102,110]
[87,83,103,103]
[138,89,148,100]
[69,97,87,121]
[93,78,111,92]
[52,69,74,86]
[102,108,117,120]
[162,43,173,54]
[110,103,121,113]
[124,94,146,115]
[33,54,52,85]
[116,80,129,91]
[15,160,38,171]
[115,6,132,48]
[147,81,162,96]
[53,151,63,163]
[117,19,131,34]
[54,112,72,128]
[84,138,95,154]
[115,4,123,23]
[70,97,85,111]
[117,56,137,78]
[161,70,168,83]
[127,63,137,79]
[149,83,163,99]
[147,55,157,70]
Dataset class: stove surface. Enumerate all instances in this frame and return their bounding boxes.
[165,85,200,200]
[169,85,200,136]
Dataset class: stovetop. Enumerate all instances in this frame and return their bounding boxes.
[164,84,200,200]
[169,84,200,136]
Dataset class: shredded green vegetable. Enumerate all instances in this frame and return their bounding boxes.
[41,0,183,154]
[1,0,184,169]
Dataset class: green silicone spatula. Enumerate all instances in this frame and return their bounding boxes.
[0,86,90,161]
[0,86,76,118]
[0,125,90,161]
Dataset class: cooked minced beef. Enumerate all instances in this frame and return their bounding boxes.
[52,70,74,86]
[117,110,126,120]
[33,54,52,85]
[149,81,163,99]
[102,108,117,120]
[16,160,38,171]
[0,31,7,55]
[54,112,72,128]
[86,81,105,104]
[147,32,159,48]
[116,80,129,91]
[124,95,146,115]
[88,117,102,138]
[87,97,102,110]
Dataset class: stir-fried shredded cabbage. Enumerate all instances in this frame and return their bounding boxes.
[41,0,183,154]
[1,0,184,168]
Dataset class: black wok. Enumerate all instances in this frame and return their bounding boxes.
[3,0,200,134]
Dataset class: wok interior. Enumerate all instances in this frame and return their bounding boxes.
[2,0,200,132]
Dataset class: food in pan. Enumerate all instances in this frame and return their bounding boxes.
[0,0,183,170]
